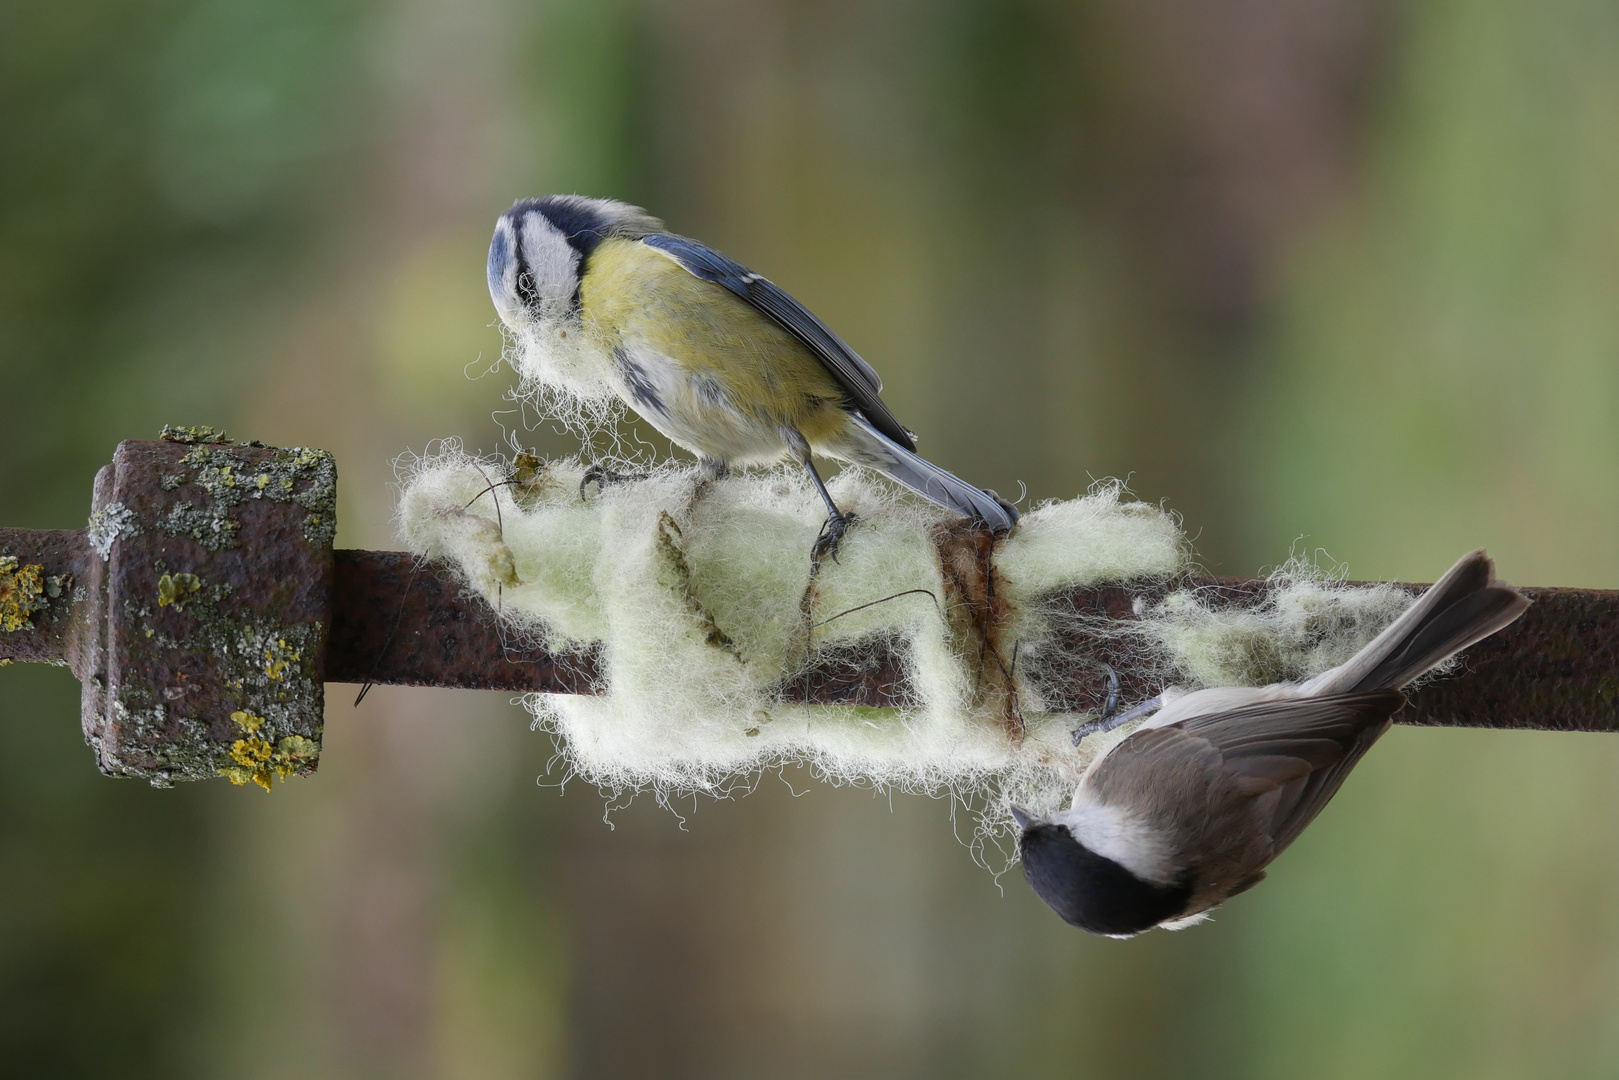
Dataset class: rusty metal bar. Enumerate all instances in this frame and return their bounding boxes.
[4,437,1617,790]
[8,531,1619,732]
[325,550,600,693]
[313,550,1619,732]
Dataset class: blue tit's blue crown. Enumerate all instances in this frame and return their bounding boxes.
[519,196,611,257]
[1019,822,1193,936]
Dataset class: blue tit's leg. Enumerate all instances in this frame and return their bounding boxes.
[580,463,651,498]
[783,426,856,562]
[801,457,857,563]
[684,456,730,514]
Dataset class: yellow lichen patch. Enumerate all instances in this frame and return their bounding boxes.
[220,731,321,791]
[227,736,277,793]
[156,572,203,609]
[0,557,47,632]
[231,737,273,766]
[230,710,266,733]
[263,638,301,680]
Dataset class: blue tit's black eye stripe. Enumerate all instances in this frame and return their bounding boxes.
[508,216,541,312]
[640,233,917,453]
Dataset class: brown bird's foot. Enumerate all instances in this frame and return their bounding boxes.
[1071,681,1164,746]
[580,464,649,498]
[811,511,859,564]
[1069,660,1122,745]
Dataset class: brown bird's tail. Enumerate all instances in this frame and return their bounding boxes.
[1308,550,1530,695]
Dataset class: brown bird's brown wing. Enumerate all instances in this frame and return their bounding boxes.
[1087,691,1405,902]
[1176,690,1405,854]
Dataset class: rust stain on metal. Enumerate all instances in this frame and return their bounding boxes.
[930,520,1021,737]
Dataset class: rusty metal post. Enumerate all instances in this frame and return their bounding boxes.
[4,435,1617,788]
[3,433,335,787]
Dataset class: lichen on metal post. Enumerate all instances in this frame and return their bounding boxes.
[77,433,338,788]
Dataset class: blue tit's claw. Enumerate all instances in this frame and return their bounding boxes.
[812,511,859,563]
[983,489,1020,533]
[580,464,648,498]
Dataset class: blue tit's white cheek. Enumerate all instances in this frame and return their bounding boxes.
[518,211,581,311]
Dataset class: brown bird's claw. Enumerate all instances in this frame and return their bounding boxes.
[1071,689,1165,746]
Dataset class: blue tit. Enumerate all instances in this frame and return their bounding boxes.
[1012,550,1529,936]
[486,195,1018,554]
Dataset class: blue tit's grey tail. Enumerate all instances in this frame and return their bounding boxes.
[830,414,1020,533]
[1307,550,1529,695]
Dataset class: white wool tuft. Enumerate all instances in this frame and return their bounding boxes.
[498,321,652,468]
[1143,557,1418,689]
[397,451,1420,847]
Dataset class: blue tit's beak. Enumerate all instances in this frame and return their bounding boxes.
[1010,805,1036,831]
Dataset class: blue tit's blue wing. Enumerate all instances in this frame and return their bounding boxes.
[640,233,915,451]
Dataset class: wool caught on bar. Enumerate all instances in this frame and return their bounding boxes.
[397,444,1417,837]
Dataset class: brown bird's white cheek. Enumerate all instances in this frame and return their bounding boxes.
[1053,795,1177,887]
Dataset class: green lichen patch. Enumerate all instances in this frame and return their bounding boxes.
[162,501,241,551]
[87,501,140,559]
[101,583,325,786]
[0,556,48,632]
[160,424,232,444]
[156,572,203,609]
[165,444,337,549]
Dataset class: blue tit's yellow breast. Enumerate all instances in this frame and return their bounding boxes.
[578,238,848,436]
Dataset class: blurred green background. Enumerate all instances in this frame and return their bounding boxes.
[3,0,1618,1076]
